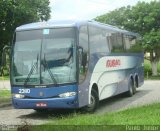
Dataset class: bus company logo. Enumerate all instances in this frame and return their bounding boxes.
[106,59,121,67]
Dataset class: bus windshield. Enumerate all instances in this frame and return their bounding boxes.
[12,28,77,86]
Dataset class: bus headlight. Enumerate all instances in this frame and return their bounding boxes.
[13,94,25,99]
[59,92,77,98]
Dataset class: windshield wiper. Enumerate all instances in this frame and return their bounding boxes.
[24,54,39,86]
[43,54,57,85]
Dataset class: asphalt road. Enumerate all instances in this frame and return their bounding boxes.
[0,80,160,125]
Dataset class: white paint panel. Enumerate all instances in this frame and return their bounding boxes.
[100,84,117,99]
[89,55,140,102]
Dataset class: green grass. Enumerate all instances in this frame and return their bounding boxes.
[0,76,9,80]
[46,103,160,125]
[145,75,160,80]
[30,103,160,131]
[0,90,11,97]
[31,125,125,131]
[0,90,11,103]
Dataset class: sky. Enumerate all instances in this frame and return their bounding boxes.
[49,0,154,20]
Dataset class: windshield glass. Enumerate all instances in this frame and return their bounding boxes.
[12,28,77,86]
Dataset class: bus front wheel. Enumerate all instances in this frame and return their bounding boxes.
[83,89,99,113]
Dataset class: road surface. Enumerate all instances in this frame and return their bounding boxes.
[0,80,160,125]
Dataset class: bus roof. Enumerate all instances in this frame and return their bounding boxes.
[16,20,86,31]
[16,19,139,37]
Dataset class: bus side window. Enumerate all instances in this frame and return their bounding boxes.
[89,26,109,54]
[124,35,142,52]
[79,25,89,84]
[107,32,124,53]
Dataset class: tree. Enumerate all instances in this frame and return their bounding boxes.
[0,0,51,58]
[95,1,160,76]
[95,6,131,29]
[142,30,160,76]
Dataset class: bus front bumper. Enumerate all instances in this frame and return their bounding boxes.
[12,96,79,109]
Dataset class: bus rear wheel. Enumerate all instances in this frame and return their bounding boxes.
[126,79,134,97]
[133,81,137,94]
[83,89,99,113]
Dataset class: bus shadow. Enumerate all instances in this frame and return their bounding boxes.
[96,89,151,114]
[18,108,81,121]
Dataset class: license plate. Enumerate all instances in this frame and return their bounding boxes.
[36,103,47,107]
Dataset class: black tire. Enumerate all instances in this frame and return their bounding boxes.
[83,89,99,113]
[133,80,137,94]
[126,79,134,97]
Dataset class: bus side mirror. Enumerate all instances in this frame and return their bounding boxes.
[1,46,11,67]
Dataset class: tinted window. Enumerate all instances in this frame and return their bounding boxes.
[124,35,142,52]
[79,25,89,83]
[106,32,124,53]
[89,25,109,54]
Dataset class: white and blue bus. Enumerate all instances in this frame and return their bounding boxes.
[10,20,144,112]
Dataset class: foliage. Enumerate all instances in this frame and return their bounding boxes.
[0,0,51,61]
[144,59,152,76]
[144,59,160,78]
[0,76,9,80]
[143,30,160,62]
[158,62,160,73]
[95,1,160,76]
[127,42,143,53]
[95,6,130,29]
[96,1,160,36]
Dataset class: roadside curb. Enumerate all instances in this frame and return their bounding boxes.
[0,102,12,108]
